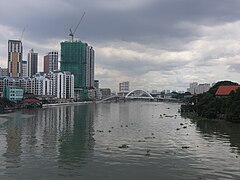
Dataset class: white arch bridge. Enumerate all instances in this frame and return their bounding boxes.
[98,89,179,103]
[97,89,154,103]
[125,89,154,99]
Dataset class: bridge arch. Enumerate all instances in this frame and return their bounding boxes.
[125,89,154,99]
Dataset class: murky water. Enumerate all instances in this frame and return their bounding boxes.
[0,102,239,180]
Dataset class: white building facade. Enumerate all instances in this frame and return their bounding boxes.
[187,82,211,95]
[49,71,74,99]
[0,71,74,100]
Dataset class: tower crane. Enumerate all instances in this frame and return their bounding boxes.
[20,28,25,41]
[69,12,85,42]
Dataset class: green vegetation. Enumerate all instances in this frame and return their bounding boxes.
[188,81,240,122]
[0,97,16,107]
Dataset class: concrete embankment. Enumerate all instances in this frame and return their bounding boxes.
[42,101,94,107]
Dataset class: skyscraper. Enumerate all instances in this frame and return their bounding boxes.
[43,55,49,72]
[60,41,94,89]
[43,51,58,72]
[22,60,28,77]
[28,49,38,77]
[8,40,23,77]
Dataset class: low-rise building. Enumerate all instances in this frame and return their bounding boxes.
[100,88,111,99]
[4,86,24,102]
[118,81,129,97]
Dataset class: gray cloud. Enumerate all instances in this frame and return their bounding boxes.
[1,0,240,91]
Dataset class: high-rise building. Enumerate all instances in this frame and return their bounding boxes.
[43,55,49,72]
[94,80,99,89]
[187,82,211,95]
[60,41,94,89]
[0,67,8,77]
[2,68,8,77]
[49,71,74,99]
[118,81,129,96]
[86,46,95,88]
[22,60,28,77]
[43,51,58,73]
[28,49,38,77]
[8,40,23,77]
[49,51,58,72]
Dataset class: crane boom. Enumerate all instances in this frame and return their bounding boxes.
[20,28,25,41]
[69,12,85,42]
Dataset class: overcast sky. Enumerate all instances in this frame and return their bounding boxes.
[1,0,240,92]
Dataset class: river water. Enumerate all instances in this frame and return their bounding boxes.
[0,102,239,180]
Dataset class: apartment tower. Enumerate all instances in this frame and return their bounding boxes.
[28,49,38,77]
[8,40,23,77]
[44,51,58,72]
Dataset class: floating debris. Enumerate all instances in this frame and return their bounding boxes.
[118,144,129,148]
[180,123,184,126]
[183,126,187,129]
[182,146,190,149]
[176,128,180,131]
[145,149,151,156]
[165,115,174,118]
[108,130,111,133]
[97,130,104,133]
[144,137,156,139]
[138,140,146,142]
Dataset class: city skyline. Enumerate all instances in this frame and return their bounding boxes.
[1,0,240,91]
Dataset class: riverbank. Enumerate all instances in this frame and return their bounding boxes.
[42,101,94,107]
[181,111,224,122]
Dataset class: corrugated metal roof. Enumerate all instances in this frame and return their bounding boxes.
[22,99,40,103]
[215,86,240,96]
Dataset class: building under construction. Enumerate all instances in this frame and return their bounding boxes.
[60,41,94,100]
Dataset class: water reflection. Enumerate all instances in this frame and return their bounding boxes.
[3,112,23,169]
[193,119,240,154]
[58,104,95,172]
[0,102,239,180]
[0,104,95,179]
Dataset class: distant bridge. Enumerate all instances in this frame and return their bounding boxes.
[97,89,180,103]
[125,89,154,99]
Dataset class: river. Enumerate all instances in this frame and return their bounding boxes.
[0,102,239,180]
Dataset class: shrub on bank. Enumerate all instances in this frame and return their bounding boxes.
[188,81,240,122]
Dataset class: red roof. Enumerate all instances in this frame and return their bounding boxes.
[215,86,240,96]
[22,99,40,103]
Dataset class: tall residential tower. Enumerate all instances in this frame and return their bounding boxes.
[43,51,58,72]
[8,40,23,77]
[28,49,38,77]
